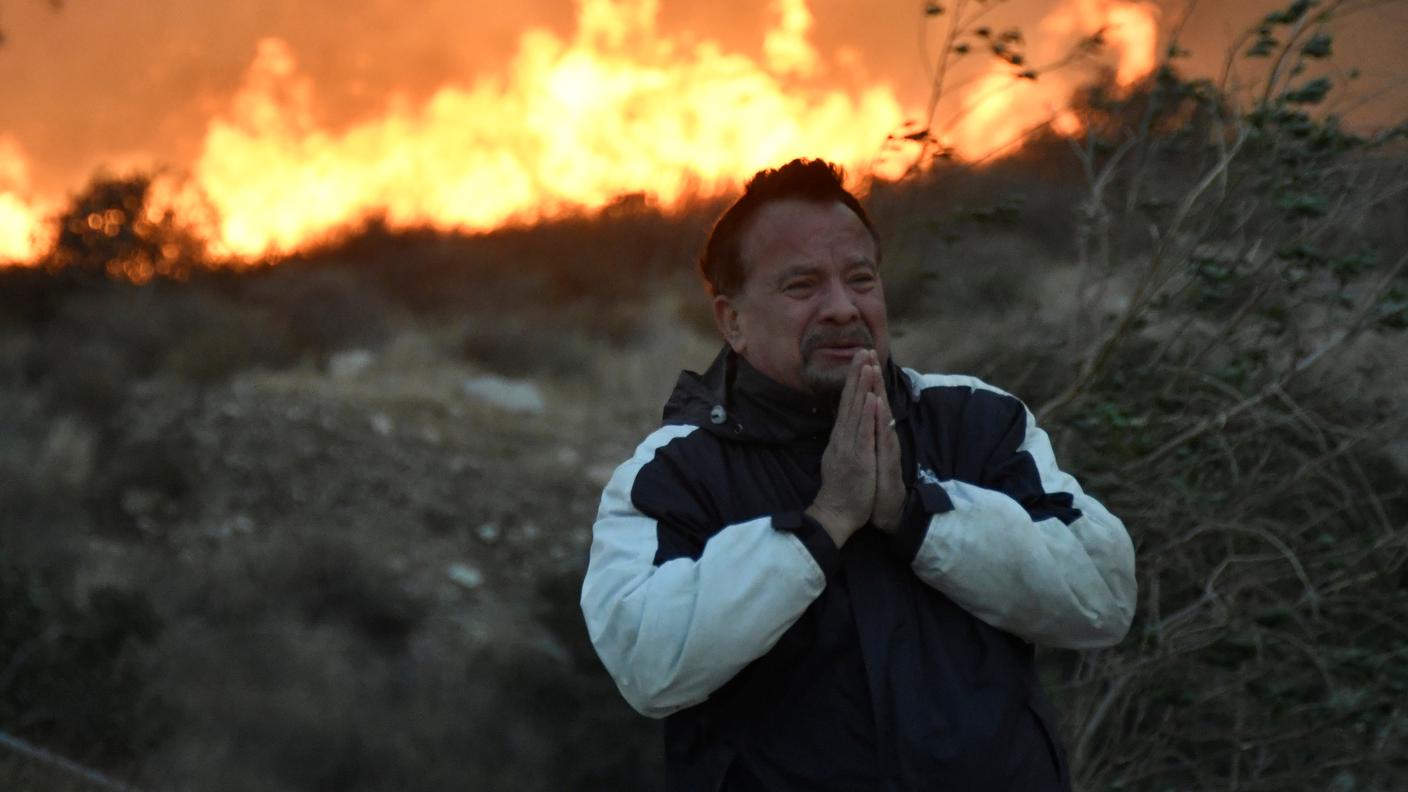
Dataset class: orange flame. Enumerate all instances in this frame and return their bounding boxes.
[926,0,1159,160]
[158,0,904,260]
[0,138,52,265]
[1064,0,1161,88]
[1,0,1164,269]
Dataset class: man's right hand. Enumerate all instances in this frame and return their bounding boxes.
[806,350,880,548]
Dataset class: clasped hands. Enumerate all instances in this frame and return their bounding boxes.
[805,349,906,549]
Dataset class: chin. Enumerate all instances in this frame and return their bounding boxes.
[800,365,848,396]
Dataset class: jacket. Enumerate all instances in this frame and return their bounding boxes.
[580,347,1137,790]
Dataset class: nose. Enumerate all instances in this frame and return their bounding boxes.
[817,277,861,324]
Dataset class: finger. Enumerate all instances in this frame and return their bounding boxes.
[844,357,875,442]
[860,392,877,453]
[852,364,877,442]
[868,350,887,400]
[830,361,861,447]
[876,394,900,468]
[835,350,867,429]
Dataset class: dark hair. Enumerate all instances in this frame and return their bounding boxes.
[698,158,879,297]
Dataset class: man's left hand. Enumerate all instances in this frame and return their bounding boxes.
[870,351,905,534]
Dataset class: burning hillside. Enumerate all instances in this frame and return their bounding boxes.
[0,0,1166,267]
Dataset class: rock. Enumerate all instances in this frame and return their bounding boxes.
[462,374,546,414]
[447,562,484,590]
[370,412,394,436]
[448,455,481,475]
[230,513,255,535]
[207,513,255,540]
[475,522,501,544]
[34,416,97,493]
[328,349,375,380]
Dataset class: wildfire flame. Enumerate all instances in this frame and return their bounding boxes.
[153,0,905,260]
[931,0,1160,158]
[0,0,1161,268]
[0,138,53,265]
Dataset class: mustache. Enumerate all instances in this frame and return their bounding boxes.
[801,326,875,358]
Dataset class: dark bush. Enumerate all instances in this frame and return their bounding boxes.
[242,267,393,358]
[275,537,426,655]
[159,298,299,386]
[38,344,130,427]
[86,434,197,538]
[47,173,202,283]
[0,553,166,764]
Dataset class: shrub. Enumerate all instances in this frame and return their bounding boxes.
[46,173,202,283]
[241,266,393,359]
[901,3,1408,788]
[0,552,165,765]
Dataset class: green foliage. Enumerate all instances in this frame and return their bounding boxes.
[1379,284,1408,330]
[0,553,165,763]
[1264,0,1318,26]
[980,1,1408,789]
[1247,34,1279,58]
[1301,32,1333,59]
[1282,77,1332,106]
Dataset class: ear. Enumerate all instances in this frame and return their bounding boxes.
[712,294,746,354]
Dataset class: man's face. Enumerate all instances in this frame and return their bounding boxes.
[713,199,890,395]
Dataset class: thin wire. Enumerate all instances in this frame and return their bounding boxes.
[0,729,148,792]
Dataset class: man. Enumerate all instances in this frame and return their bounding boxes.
[580,159,1136,790]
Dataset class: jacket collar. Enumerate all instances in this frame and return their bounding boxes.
[663,345,913,445]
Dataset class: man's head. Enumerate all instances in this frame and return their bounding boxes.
[701,159,889,396]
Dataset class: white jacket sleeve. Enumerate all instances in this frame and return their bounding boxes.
[579,425,834,718]
[903,375,1137,649]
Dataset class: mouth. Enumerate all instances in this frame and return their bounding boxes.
[803,330,875,363]
[812,344,868,361]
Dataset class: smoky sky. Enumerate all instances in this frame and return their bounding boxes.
[1,0,1404,199]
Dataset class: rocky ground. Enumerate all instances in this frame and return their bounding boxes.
[1,280,726,790]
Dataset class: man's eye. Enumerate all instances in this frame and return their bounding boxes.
[849,273,876,288]
[783,281,813,294]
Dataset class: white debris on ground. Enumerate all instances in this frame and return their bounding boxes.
[475,522,501,544]
[447,562,484,590]
[370,412,394,436]
[328,348,376,379]
[461,374,546,414]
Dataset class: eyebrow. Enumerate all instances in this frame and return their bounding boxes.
[774,265,821,284]
[773,259,877,285]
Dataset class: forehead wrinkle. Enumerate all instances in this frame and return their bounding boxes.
[772,262,823,283]
[738,199,878,290]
